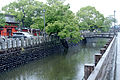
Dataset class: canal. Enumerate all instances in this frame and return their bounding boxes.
[0,38,109,80]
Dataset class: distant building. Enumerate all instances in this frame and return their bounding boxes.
[0,14,41,36]
[0,14,18,36]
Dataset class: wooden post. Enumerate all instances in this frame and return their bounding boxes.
[104,44,108,49]
[107,41,111,45]
[95,54,102,66]
[106,43,109,47]
[100,48,106,55]
[84,64,94,80]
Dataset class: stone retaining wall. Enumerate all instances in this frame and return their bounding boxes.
[0,40,64,72]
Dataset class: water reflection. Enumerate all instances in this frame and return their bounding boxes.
[0,38,109,80]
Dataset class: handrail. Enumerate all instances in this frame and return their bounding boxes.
[87,36,116,80]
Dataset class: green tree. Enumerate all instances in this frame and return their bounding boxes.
[102,15,115,32]
[46,0,65,5]
[77,6,104,32]
[2,0,44,27]
[31,0,82,42]
[0,13,6,27]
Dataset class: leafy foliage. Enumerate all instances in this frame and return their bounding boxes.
[102,15,115,32]
[0,13,6,27]
[2,0,44,27]
[45,0,82,42]
[31,0,82,42]
[77,6,104,32]
[2,0,113,43]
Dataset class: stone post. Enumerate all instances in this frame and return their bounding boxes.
[7,39,11,49]
[16,38,19,47]
[34,37,37,45]
[28,38,31,46]
[25,38,28,47]
[21,37,25,47]
[31,38,33,46]
[1,40,5,50]
[32,37,35,45]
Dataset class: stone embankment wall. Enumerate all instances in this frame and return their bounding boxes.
[0,36,64,72]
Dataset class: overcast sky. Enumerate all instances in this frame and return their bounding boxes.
[0,0,120,24]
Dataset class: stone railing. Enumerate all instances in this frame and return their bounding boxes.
[0,36,52,50]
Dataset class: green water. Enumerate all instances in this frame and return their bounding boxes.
[0,38,109,80]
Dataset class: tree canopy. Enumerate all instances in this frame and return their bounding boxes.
[102,15,116,32]
[31,0,82,42]
[0,13,6,27]
[2,0,44,27]
[76,6,104,32]
[1,0,114,42]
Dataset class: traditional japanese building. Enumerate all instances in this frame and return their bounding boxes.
[0,14,41,36]
[0,14,19,36]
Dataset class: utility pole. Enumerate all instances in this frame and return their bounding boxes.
[114,10,116,35]
[43,9,46,41]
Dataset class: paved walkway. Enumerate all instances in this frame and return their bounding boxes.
[116,32,120,80]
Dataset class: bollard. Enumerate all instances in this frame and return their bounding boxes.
[84,64,94,80]
[100,48,106,55]
[95,54,102,66]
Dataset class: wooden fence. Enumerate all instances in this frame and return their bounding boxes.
[84,36,116,80]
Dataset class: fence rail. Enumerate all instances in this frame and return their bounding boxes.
[84,36,116,80]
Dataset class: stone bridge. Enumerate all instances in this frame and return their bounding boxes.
[83,32,114,38]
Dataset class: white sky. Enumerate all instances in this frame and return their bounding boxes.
[0,0,120,24]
